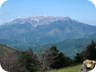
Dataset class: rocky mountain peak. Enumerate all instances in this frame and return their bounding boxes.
[9,16,72,27]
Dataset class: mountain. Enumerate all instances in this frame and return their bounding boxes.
[0,16,96,57]
[0,16,96,44]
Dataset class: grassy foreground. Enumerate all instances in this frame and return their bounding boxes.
[50,64,81,72]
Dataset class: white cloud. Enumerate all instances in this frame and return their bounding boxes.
[0,0,7,8]
[89,0,96,7]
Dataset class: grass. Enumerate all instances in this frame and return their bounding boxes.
[50,64,81,72]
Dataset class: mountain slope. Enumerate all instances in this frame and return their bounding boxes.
[0,16,96,45]
[0,16,96,57]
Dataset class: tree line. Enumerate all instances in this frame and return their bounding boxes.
[0,41,96,72]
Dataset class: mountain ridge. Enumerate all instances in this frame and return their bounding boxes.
[0,16,96,43]
[0,16,96,57]
[5,16,72,27]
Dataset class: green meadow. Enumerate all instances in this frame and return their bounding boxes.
[50,64,81,72]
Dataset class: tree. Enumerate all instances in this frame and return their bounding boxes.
[74,52,83,64]
[0,44,28,72]
[82,41,96,60]
[0,45,42,72]
[19,49,40,72]
[73,41,96,64]
[42,45,72,70]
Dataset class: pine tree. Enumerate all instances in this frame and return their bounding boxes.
[42,45,72,70]
[82,41,96,60]
[19,49,40,72]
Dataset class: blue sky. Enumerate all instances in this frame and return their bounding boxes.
[0,0,96,25]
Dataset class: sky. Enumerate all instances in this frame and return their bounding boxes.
[0,0,96,25]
